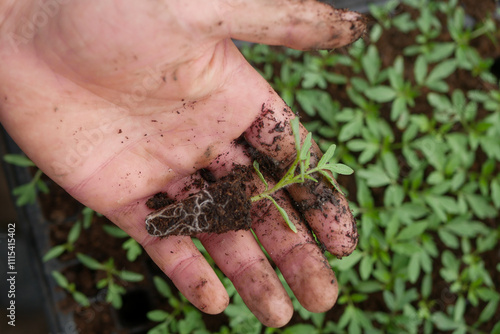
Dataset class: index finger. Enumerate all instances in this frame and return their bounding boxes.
[221,0,366,50]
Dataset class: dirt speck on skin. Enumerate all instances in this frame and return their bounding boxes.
[145,167,253,237]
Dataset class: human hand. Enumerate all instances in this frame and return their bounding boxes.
[0,0,365,327]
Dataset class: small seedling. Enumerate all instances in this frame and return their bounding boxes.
[81,206,97,229]
[3,154,49,206]
[250,117,353,232]
[76,253,144,309]
[51,270,90,307]
[43,220,82,262]
[147,276,208,334]
[102,224,143,261]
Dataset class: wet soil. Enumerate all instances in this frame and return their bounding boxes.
[145,168,253,236]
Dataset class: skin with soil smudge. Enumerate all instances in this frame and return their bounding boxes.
[145,103,358,256]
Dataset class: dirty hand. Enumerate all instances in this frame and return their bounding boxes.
[0,0,365,327]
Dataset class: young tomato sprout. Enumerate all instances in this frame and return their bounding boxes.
[251,117,353,232]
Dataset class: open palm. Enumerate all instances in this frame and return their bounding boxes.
[0,0,365,327]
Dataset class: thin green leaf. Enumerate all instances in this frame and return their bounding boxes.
[13,183,37,206]
[153,276,172,299]
[426,59,457,83]
[36,179,50,194]
[96,278,108,289]
[300,133,313,160]
[51,270,69,289]
[102,224,129,238]
[3,154,36,167]
[76,253,103,270]
[72,291,90,307]
[397,222,428,240]
[43,245,67,262]
[67,221,82,245]
[414,56,428,85]
[147,310,170,322]
[318,170,345,195]
[267,195,297,233]
[318,144,337,167]
[323,163,354,175]
[252,160,268,190]
[123,238,143,262]
[365,86,397,103]
[82,207,95,229]
[119,270,144,282]
[107,285,123,309]
[291,117,301,153]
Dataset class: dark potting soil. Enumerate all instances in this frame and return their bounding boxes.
[145,167,252,237]
[35,1,500,333]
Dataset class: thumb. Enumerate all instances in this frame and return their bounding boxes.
[222,0,366,50]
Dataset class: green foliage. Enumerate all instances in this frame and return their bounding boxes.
[43,220,82,262]
[42,206,99,262]
[242,1,500,333]
[251,117,353,232]
[147,276,210,334]
[76,253,144,309]
[81,206,96,229]
[102,224,143,261]
[3,154,49,206]
[51,270,90,307]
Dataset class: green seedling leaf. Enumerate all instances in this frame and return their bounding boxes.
[147,309,170,322]
[148,322,168,334]
[331,250,363,270]
[76,253,103,270]
[12,183,37,206]
[153,276,172,299]
[96,278,108,289]
[432,312,460,331]
[322,163,354,175]
[119,270,144,282]
[67,221,82,245]
[426,59,457,83]
[300,132,313,160]
[359,256,374,280]
[362,45,381,84]
[102,224,129,238]
[291,117,301,153]
[252,161,268,190]
[365,86,397,103]
[282,324,318,334]
[72,291,90,307]
[107,285,123,309]
[414,55,428,85]
[303,174,318,183]
[36,178,50,194]
[43,245,67,262]
[478,299,500,324]
[3,154,36,167]
[267,195,297,233]
[492,179,500,209]
[82,207,95,229]
[318,170,345,195]
[318,144,337,167]
[123,238,143,262]
[357,166,392,187]
[51,270,69,289]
